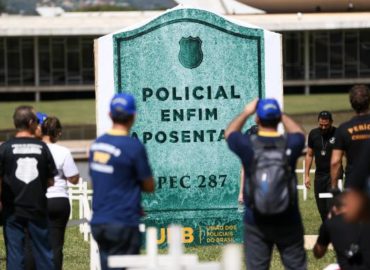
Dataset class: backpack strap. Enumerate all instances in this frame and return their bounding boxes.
[273,135,287,150]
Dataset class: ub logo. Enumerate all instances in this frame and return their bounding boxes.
[15,158,39,184]
[178,36,203,69]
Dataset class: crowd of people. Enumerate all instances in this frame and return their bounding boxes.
[0,84,370,270]
[0,94,154,270]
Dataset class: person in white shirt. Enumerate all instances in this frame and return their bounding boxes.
[42,116,79,270]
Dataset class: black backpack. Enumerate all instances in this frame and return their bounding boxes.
[248,135,296,215]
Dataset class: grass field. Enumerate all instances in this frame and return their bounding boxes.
[0,100,96,130]
[284,94,351,114]
[0,93,351,130]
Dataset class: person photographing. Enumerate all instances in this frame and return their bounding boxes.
[225,98,306,270]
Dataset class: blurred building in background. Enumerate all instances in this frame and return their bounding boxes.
[239,0,370,13]
[0,0,369,100]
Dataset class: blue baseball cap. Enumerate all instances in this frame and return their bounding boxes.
[110,93,136,116]
[256,99,282,120]
[36,112,48,125]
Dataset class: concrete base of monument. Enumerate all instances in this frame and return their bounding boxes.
[144,209,243,247]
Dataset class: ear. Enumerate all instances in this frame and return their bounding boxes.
[332,206,339,215]
[255,116,260,125]
[128,115,136,127]
[29,119,36,128]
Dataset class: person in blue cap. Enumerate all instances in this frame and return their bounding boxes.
[225,98,306,270]
[89,93,155,270]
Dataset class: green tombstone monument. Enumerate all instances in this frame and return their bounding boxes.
[95,7,282,247]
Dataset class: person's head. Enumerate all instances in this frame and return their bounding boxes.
[255,98,282,130]
[317,111,333,135]
[342,190,370,223]
[35,112,48,139]
[13,105,38,133]
[41,116,62,143]
[109,93,136,128]
[349,84,370,114]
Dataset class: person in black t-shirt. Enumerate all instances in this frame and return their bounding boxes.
[348,141,370,222]
[350,140,370,193]
[314,194,370,270]
[305,111,339,221]
[0,105,57,270]
[331,84,370,189]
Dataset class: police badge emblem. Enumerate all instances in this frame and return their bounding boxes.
[178,36,203,69]
[15,157,39,184]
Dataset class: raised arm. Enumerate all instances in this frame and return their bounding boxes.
[304,147,314,189]
[225,99,258,139]
[281,114,305,135]
[239,167,245,203]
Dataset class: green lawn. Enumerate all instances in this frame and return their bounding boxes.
[0,94,351,130]
[0,100,95,130]
[284,94,351,114]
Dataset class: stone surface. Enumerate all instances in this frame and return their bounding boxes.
[96,7,282,246]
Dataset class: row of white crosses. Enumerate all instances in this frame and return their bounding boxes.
[108,225,243,270]
[67,178,92,241]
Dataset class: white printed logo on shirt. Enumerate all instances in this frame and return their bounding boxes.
[15,158,39,184]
